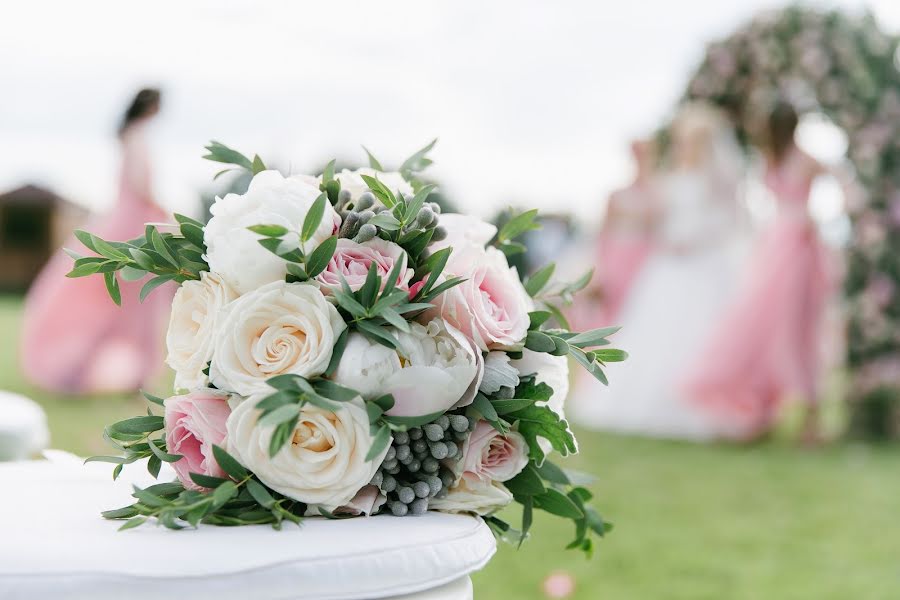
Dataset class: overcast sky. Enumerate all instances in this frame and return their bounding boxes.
[1,0,897,222]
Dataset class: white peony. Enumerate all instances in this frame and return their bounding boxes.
[210,281,346,396]
[430,213,497,252]
[333,319,483,417]
[165,271,238,391]
[204,170,340,294]
[226,395,387,511]
[429,474,513,516]
[334,168,412,204]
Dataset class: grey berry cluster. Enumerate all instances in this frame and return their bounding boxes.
[370,413,476,516]
[336,188,447,244]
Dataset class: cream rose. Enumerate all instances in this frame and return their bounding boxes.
[459,421,529,483]
[315,238,414,294]
[204,170,340,294]
[165,271,238,391]
[210,281,346,396]
[429,245,532,351]
[333,318,483,417]
[226,395,388,511]
[429,474,513,516]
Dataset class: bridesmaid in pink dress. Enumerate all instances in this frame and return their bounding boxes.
[20,89,174,395]
[576,139,659,329]
[683,102,833,441]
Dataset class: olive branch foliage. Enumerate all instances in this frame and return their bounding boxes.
[76,141,623,554]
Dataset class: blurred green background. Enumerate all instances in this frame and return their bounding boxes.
[2,294,898,599]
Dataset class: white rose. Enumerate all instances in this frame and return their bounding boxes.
[204,170,340,294]
[333,319,483,417]
[165,271,238,391]
[210,281,346,396]
[335,168,413,204]
[430,213,497,252]
[226,395,387,511]
[429,245,532,351]
[429,474,513,516]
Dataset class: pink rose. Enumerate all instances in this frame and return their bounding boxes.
[336,485,387,516]
[164,390,232,490]
[316,238,413,294]
[459,420,529,483]
[430,245,532,351]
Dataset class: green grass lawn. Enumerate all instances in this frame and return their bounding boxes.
[2,294,898,599]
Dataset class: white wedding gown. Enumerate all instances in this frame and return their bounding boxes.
[571,170,746,440]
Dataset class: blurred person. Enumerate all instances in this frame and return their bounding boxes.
[571,104,746,439]
[572,139,660,330]
[20,88,173,395]
[684,101,834,443]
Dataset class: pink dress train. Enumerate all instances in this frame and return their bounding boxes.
[20,122,174,394]
[683,157,833,437]
[571,184,656,330]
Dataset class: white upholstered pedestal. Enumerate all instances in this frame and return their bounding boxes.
[0,456,496,599]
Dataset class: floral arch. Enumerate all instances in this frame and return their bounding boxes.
[683,6,900,432]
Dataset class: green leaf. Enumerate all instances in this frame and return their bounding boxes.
[372,394,395,412]
[381,410,445,429]
[212,481,239,508]
[301,193,329,242]
[520,495,534,548]
[359,262,381,308]
[529,311,552,329]
[524,263,555,297]
[179,222,206,250]
[103,271,122,306]
[367,212,401,231]
[418,276,465,302]
[366,424,392,462]
[66,259,106,278]
[305,236,338,278]
[312,379,359,402]
[101,505,139,520]
[212,445,248,480]
[525,330,555,353]
[535,460,571,485]
[268,416,299,458]
[498,209,540,242]
[379,307,410,333]
[332,288,367,318]
[74,229,99,253]
[404,184,435,223]
[129,248,156,271]
[399,138,437,176]
[109,415,164,435]
[258,404,300,428]
[149,227,178,267]
[248,224,289,237]
[118,516,148,531]
[147,438,181,463]
[141,390,165,406]
[246,479,276,509]
[119,266,147,281]
[491,398,536,414]
[505,463,547,496]
[594,348,629,362]
[322,159,336,183]
[140,275,174,302]
[508,403,577,465]
[569,345,608,385]
[567,326,621,348]
[92,236,130,261]
[362,146,384,171]
[360,174,397,209]
[189,473,230,488]
[251,154,266,174]
[325,327,349,378]
[84,455,129,465]
[473,393,500,423]
[355,320,398,349]
[535,488,584,519]
[203,141,253,170]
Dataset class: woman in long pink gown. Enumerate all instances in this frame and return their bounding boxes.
[20,89,173,395]
[683,102,833,441]
[575,140,658,330]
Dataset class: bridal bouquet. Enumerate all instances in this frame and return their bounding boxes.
[70,141,624,554]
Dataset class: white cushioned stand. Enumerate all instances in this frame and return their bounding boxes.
[0,455,495,599]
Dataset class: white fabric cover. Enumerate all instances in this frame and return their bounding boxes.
[0,391,49,461]
[0,457,495,599]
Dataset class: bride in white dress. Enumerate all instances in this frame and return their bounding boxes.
[572,104,748,440]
